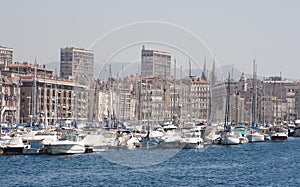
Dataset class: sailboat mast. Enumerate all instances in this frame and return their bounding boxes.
[163,64,167,121]
[251,60,256,126]
[109,65,115,126]
[224,72,231,130]
[121,64,126,122]
[91,80,97,123]
[173,59,176,122]
[33,58,37,124]
[16,65,20,124]
[280,71,283,124]
[44,70,48,128]
[188,60,192,122]
[54,68,58,125]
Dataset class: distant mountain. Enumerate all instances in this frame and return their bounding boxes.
[220,64,242,80]
[44,61,267,81]
[44,61,60,76]
[44,61,138,79]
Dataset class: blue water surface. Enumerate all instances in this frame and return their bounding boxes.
[1,138,300,186]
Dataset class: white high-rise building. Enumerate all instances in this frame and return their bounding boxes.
[0,45,13,65]
[60,47,94,85]
[141,46,171,78]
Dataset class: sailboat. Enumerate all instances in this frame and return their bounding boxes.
[247,61,264,142]
[221,73,240,145]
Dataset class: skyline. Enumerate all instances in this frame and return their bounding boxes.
[1,0,300,79]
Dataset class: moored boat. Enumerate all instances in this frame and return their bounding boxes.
[293,119,300,137]
[271,132,288,142]
[247,132,265,142]
[157,124,185,149]
[47,132,86,155]
[2,135,26,155]
[221,133,240,145]
[270,127,288,142]
[47,140,86,154]
[23,138,45,155]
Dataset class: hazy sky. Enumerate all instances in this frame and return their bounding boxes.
[1,0,300,79]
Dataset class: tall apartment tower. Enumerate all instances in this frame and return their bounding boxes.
[60,47,94,85]
[0,45,13,65]
[141,46,171,78]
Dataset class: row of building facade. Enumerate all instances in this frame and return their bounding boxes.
[0,45,300,127]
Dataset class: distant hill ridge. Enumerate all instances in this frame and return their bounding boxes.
[44,61,282,81]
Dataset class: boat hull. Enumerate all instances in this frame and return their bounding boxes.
[3,146,24,155]
[221,136,240,145]
[181,137,204,149]
[271,133,288,142]
[157,141,186,149]
[247,134,265,142]
[23,148,45,155]
[293,128,300,137]
[47,142,86,155]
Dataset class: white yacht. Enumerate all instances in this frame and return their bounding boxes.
[47,133,86,155]
[126,136,141,149]
[181,136,204,149]
[221,132,240,145]
[181,126,204,149]
[2,135,26,155]
[22,130,59,154]
[23,138,45,155]
[157,124,185,149]
[293,119,300,137]
[270,127,288,142]
[247,132,265,142]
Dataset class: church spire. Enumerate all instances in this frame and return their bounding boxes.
[211,58,216,85]
[201,56,207,81]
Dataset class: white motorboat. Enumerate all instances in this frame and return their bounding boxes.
[127,137,141,149]
[270,127,288,142]
[238,136,249,144]
[271,132,288,142]
[47,133,86,155]
[0,133,12,147]
[221,133,240,145]
[23,130,59,155]
[293,119,300,137]
[47,140,86,155]
[23,138,45,155]
[157,125,185,149]
[181,136,204,149]
[2,135,26,155]
[247,132,265,142]
[181,126,204,149]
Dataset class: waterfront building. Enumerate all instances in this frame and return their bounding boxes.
[0,62,89,126]
[211,78,245,124]
[97,83,110,121]
[60,47,94,86]
[0,45,13,65]
[128,75,210,124]
[262,77,299,124]
[21,72,89,126]
[141,76,166,123]
[141,46,171,78]
[118,83,133,122]
[0,73,19,123]
[178,77,209,123]
[296,84,300,119]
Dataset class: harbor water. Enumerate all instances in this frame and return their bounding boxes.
[1,138,300,186]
